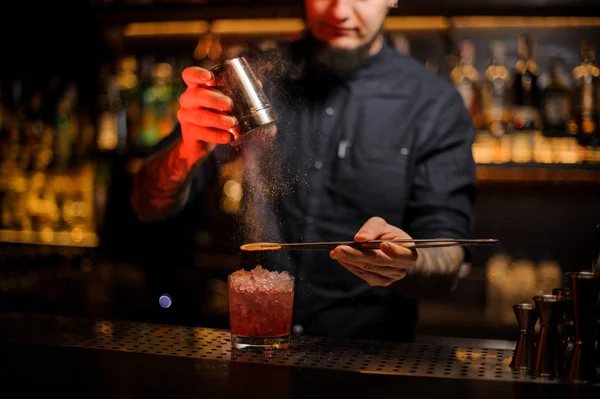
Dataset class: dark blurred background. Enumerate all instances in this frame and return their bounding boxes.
[0,0,599,341]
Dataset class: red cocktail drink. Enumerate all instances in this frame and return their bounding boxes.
[228,266,295,350]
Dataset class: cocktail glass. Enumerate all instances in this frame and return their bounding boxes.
[228,266,295,351]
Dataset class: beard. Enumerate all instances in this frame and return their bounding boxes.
[305,30,382,79]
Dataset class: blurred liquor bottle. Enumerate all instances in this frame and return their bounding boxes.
[570,40,600,149]
[482,40,511,139]
[451,40,483,130]
[541,59,571,138]
[511,34,541,132]
[117,56,143,150]
[128,59,177,149]
[54,83,79,170]
[96,63,126,153]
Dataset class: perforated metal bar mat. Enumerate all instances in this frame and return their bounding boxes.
[0,313,570,385]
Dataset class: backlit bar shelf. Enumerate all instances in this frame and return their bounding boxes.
[472,130,600,166]
[0,230,99,248]
[116,16,600,37]
[476,164,600,184]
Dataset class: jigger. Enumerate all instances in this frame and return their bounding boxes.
[531,295,566,378]
[566,271,600,383]
[509,303,538,370]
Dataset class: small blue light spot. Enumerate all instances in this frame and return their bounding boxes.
[159,294,172,308]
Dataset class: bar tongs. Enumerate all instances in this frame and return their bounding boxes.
[240,238,498,252]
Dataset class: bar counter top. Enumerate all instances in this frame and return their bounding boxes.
[1,312,598,399]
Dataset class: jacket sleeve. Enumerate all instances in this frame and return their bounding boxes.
[403,90,478,259]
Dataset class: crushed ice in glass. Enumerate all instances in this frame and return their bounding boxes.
[229,265,294,293]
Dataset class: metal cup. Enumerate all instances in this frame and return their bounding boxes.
[552,287,574,373]
[566,271,600,383]
[210,57,277,146]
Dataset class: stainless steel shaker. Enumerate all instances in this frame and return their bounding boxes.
[210,57,277,146]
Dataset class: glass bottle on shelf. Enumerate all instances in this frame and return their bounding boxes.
[54,83,79,170]
[570,39,599,150]
[511,34,541,132]
[482,41,512,138]
[116,56,143,151]
[540,59,573,163]
[542,59,571,138]
[97,64,124,153]
[450,40,483,130]
[136,62,176,147]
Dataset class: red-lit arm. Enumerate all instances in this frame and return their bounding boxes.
[131,66,236,222]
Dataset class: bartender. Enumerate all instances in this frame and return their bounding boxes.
[131,0,477,342]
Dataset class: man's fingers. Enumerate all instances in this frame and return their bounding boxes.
[331,245,395,266]
[181,124,233,145]
[330,245,414,280]
[179,87,233,112]
[354,217,389,242]
[182,66,214,87]
[380,241,417,258]
[338,261,396,287]
[177,108,237,131]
